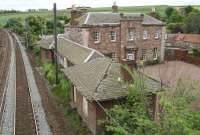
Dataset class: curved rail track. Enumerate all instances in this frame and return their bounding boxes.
[0,30,51,135]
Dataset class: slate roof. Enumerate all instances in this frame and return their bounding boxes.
[74,12,164,26]
[62,57,167,101]
[167,34,200,44]
[62,58,128,101]
[37,35,104,65]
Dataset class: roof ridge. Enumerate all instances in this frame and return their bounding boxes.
[59,36,104,57]
[84,13,90,24]
[94,61,112,93]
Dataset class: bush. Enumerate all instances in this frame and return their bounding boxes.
[64,108,91,135]
[33,46,40,55]
[145,58,160,66]
[192,49,200,57]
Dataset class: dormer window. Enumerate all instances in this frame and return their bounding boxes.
[110,31,117,42]
[155,30,160,39]
[93,32,100,43]
[143,31,148,40]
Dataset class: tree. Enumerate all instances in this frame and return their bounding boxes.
[167,23,183,33]
[183,12,200,34]
[168,10,183,23]
[183,5,194,16]
[102,68,200,135]
[46,19,64,34]
[102,71,159,135]
[165,7,174,18]
[4,18,24,34]
[25,16,46,35]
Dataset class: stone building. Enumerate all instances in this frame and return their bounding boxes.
[37,35,104,67]
[65,3,166,64]
[62,57,165,135]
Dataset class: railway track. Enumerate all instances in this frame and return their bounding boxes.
[0,29,11,95]
[0,30,51,135]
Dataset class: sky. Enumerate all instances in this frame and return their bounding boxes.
[0,0,200,11]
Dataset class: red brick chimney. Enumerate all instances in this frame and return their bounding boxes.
[112,1,118,13]
[120,59,136,82]
[69,5,87,26]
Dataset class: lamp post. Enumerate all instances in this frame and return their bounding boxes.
[54,3,58,84]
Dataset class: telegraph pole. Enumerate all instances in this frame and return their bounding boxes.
[54,3,58,84]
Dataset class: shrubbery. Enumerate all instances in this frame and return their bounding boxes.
[192,49,200,57]
[42,61,70,104]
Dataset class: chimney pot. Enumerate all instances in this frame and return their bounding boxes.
[112,1,118,13]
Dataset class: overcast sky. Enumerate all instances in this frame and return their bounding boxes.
[0,0,200,11]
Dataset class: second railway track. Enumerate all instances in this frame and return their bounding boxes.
[15,36,37,135]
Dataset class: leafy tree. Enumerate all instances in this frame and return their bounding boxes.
[46,19,64,34]
[103,71,159,135]
[25,16,46,35]
[168,10,183,23]
[4,18,24,34]
[103,68,200,135]
[167,23,183,33]
[183,12,200,34]
[165,7,175,18]
[183,5,194,16]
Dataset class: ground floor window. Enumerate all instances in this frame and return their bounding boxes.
[112,52,117,60]
[141,49,147,61]
[126,49,135,60]
[153,48,158,60]
[83,97,88,117]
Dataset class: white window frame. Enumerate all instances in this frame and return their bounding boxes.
[83,97,88,117]
[143,31,148,40]
[126,52,135,60]
[128,28,134,41]
[141,49,147,61]
[153,48,158,60]
[112,52,117,60]
[155,31,160,39]
[73,86,77,102]
[110,31,117,42]
[93,32,100,43]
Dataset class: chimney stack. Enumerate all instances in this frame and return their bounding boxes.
[69,5,87,26]
[152,7,156,13]
[112,1,118,13]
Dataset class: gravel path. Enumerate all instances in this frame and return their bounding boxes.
[14,34,52,135]
[0,30,16,135]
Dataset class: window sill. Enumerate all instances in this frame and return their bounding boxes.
[110,40,116,42]
[94,41,100,44]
